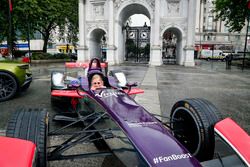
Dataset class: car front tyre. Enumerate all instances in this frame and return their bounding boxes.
[170,98,223,162]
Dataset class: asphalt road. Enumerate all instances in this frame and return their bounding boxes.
[0,60,249,166]
[158,60,250,134]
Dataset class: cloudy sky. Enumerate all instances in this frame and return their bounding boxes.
[130,14,150,27]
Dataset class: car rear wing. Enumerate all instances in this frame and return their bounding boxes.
[65,62,108,68]
[65,61,109,76]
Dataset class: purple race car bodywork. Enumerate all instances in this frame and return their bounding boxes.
[88,88,200,166]
[2,58,249,167]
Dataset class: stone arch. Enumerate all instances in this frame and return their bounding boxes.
[78,0,196,66]
[87,28,107,60]
[161,26,185,65]
[115,1,153,63]
[115,1,154,21]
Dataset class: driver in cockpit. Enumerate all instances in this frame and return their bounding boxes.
[90,74,106,90]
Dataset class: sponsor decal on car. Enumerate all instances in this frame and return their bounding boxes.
[95,91,125,98]
[126,121,158,128]
[153,153,192,164]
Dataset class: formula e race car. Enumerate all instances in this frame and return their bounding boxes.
[1,58,249,167]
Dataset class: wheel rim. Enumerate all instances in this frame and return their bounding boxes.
[0,73,17,100]
[171,107,201,155]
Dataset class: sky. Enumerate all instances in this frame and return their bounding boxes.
[130,14,150,27]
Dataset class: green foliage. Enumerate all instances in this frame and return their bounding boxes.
[0,0,78,52]
[13,50,26,58]
[213,0,250,32]
[31,52,68,60]
[0,0,8,42]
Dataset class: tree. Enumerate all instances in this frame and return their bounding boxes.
[0,0,9,43]
[0,0,78,53]
[213,0,250,32]
[0,0,16,55]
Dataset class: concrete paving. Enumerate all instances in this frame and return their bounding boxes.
[135,67,161,115]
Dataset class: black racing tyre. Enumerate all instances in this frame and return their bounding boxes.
[6,108,49,167]
[170,98,223,162]
[0,72,18,102]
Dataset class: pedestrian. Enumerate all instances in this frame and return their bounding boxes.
[226,54,232,69]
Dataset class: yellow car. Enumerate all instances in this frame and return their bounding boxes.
[0,61,32,102]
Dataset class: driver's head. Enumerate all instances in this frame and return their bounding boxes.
[90,74,104,90]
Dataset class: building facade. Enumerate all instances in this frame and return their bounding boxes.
[78,0,197,66]
[195,0,248,55]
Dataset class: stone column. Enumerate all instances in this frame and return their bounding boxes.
[77,0,88,62]
[150,0,162,66]
[106,0,116,65]
[184,0,196,66]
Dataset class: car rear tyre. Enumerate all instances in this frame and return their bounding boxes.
[170,98,223,162]
[0,72,18,102]
[6,108,49,167]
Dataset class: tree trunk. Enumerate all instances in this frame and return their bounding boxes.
[42,32,49,53]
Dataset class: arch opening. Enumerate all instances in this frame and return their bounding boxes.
[117,3,152,63]
[162,27,183,64]
[89,28,107,61]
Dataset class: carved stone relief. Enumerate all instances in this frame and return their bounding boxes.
[146,0,155,9]
[89,0,105,18]
[160,20,186,33]
[114,0,125,9]
[86,21,108,34]
[114,0,155,11]
[93,4,104,17]
[167,0,180,16]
